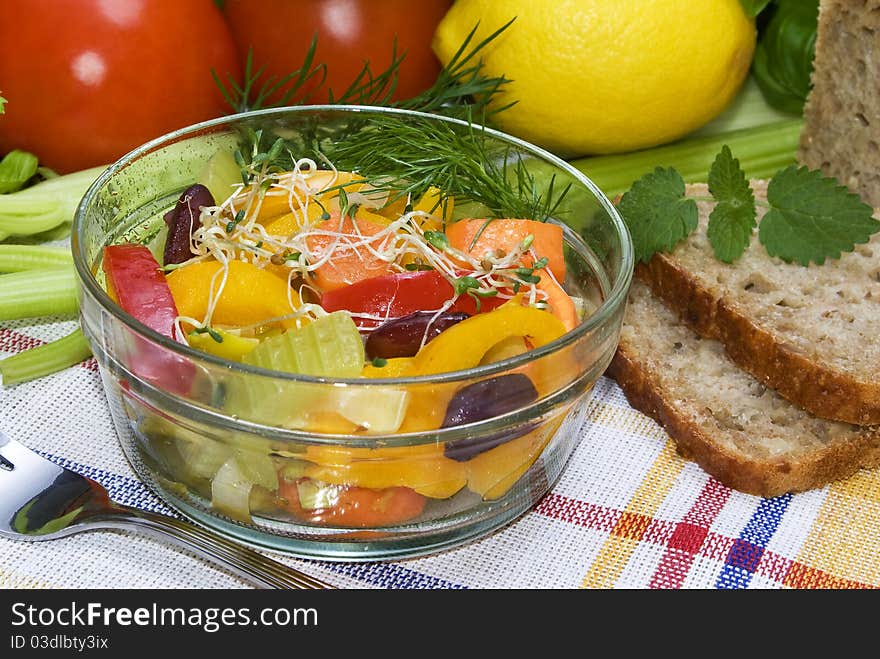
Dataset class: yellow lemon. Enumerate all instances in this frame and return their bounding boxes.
[432,0,756,156]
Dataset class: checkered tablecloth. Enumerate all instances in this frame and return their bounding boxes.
[2,315,879,590]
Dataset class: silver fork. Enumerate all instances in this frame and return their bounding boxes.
[0,431,332,589]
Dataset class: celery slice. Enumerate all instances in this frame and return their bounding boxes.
[570,119,802,200]
[0,328,92,385]
[243,311,364,377]
[0,267,78,320]
[0,245,73,272]
[296,479,340,511]
[0,166,104,238]
[210,451,278,522]
[333,386,409,434]
[211,457,254,522]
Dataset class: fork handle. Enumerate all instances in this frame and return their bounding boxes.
[90,507,332,589]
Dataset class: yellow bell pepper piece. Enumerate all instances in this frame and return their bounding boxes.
[304,443,466,499]
[187,328,260,361]
[465,413,564,499]
[411,186,452,232]
[394,303,566,431]
[167,259,301,330]
[407,303,566,376]
[362,357,414,378]
[232,170,366,224]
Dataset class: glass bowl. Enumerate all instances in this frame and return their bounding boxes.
[72,106,633,560]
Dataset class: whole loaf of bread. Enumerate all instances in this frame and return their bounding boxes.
[799,0,880,206]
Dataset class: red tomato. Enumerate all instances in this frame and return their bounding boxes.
[223,0,451,103]
[279,478,426,528]
[0,1,240,173]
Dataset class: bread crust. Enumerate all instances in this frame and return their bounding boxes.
[637,257,880,426]
[608,342,880,497]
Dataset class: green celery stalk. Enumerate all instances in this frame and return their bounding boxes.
[0,165,105,240]
[0,244,73,272]
[0,328,92,385]
[570,118,803,199]
[0,267,78,320]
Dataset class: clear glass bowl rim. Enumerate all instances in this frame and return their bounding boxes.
[72,104,634,387]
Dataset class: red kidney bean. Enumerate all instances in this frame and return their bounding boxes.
[364,311,470,360]
[162,184,214,266]
[442,373,539,461]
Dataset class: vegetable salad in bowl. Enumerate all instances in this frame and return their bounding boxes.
[73,106,632,559]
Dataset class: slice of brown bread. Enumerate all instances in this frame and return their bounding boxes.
[637,181,880,426]
[799,0,880,207]
[608,281,880,497]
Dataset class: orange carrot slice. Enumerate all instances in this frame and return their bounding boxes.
[305,211,393,292]
[446,218,566,281]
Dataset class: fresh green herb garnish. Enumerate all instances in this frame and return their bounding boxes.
[617,167,698,264]
[213,37,327,113]
[619,146,879,266]
[424,231,450,251]
[453,275,482,296]
[222,21,566,226]
[191,326,224,343]
[371,357,388,368]
[216,23,512,122]
[759,166,879,265]
[453,274,497,312]
[327,113,571,222]
[404,263,434,271]
[0,94,5,113]
[225,209,246,234]
[706,145,756,263]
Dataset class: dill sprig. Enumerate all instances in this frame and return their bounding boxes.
[398,20,516,121]
[325,113,572,222]
[214,22,512,120]
[213,38,327,114]
[222,20,568,223]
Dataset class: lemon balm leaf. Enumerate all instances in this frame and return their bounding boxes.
[707,145,756,262]
[618,167,698,263]
[759,165,879,265]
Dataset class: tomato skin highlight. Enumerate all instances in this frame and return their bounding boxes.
[0,0,240,173]
[222,0,451,103]
[278,478,427,528]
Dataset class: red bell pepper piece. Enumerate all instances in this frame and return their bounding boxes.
[102,244,193,395]
[319,270,505,328]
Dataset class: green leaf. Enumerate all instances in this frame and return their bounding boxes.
[752,0,819,114]
[0,94,5,114]
[707,145,756,262]
[758,165,879,265]
[739,0,772,18]
[0,150,39,194]
[424,230,450,251]
[453,275,481,296]
[617,167,698,263]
